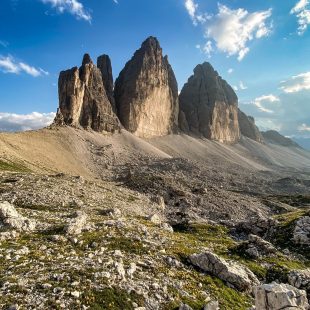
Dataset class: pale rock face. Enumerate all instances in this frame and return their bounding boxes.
[179,62,240,143]
[293,216,310,245]
[288,269,310,299]
[114,36,179,138]
[254,282,309,310]
[238,109,264,142]
[56,54,119,133]
[0,201,36,232]
[189,251,259,292]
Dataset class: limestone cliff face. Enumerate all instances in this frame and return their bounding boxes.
[56,54,119,133]
[238,109,264,142]
[97,54,115,111]
[114,36,179,138]
[179,62,240,143]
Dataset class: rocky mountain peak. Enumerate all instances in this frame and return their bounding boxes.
[114,36,179,138]
[82,53,93,66]
[179,62,240,143]
[97,54,115,111]
[55,54,119,133]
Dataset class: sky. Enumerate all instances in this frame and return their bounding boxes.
[0,0,309,148]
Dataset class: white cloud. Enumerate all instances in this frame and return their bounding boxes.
[253,94,280,113]
[41,0,91,22]
[291,0,310,35]
[298,123,310,132]
[185,0,198,25]
[280,72,310,93]
[228,68,233,74]
[184,2,272,61]
[205,4,272,61]
[239,81,248,90]
[0,112,56,132]
[113,0,118,3]
[0,55,49,77]
[203,41,213,57]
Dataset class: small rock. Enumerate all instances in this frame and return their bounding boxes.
[148,214,161,225]
[64,211,87,235]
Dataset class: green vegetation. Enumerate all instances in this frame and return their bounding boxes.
[0,159,30,172]
[273,209,310,260]
[81,287,144,310]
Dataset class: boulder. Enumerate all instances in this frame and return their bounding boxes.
[244,234,277,259]
[179,62,240,143]
[64,211,87,235]
[56,53,119,133]
[293,216,310,245]
[189,251,259,292]
[238,109,264,142]
[203,301,219,310]
[288,269,310,299]
[254,282,309,309]
[114,36,179,138]
[0,201,36,232]
[179,304,193,310]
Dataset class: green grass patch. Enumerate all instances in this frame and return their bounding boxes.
[81,287,144,310]
[0,159,30,172]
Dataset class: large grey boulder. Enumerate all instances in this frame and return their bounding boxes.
[254,282,309,309]
[0,201,36,232]
[189,251,259,292]
[55,53,119,133]
[293,216,310,245]
[114,36,179,138]
[179,62,240,143]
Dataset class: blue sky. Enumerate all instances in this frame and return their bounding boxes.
[0,0,310,146]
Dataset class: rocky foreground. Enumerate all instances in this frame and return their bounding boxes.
[0,154,309,309]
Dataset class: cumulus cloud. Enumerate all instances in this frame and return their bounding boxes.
[280,72,310,93]
[253,95,280,113]
[228,68,233,74]
[0,112,56,132]
[0,55,49,77]
[41,0,91,22]
[185,2,272,61]
[291,0,310,35]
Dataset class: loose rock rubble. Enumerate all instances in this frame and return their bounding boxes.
[64,211,88,235]
[189,251,260,292]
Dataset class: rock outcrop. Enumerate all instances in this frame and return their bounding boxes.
[238,109,264,142]
[254,282,309,310]
[97,54,116,111]
[293,216,310,245]
[0,201,36,232]
[64,211,88,235]
[189,251,259,292]
[55,54,119,133]
[179,62,240,143]
[289,269,310,299]
[262,130,300,147]
[114,36,179,138]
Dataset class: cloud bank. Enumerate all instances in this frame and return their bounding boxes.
[0,112,56,132]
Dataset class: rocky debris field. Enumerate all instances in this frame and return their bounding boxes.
[0,168,309,309]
